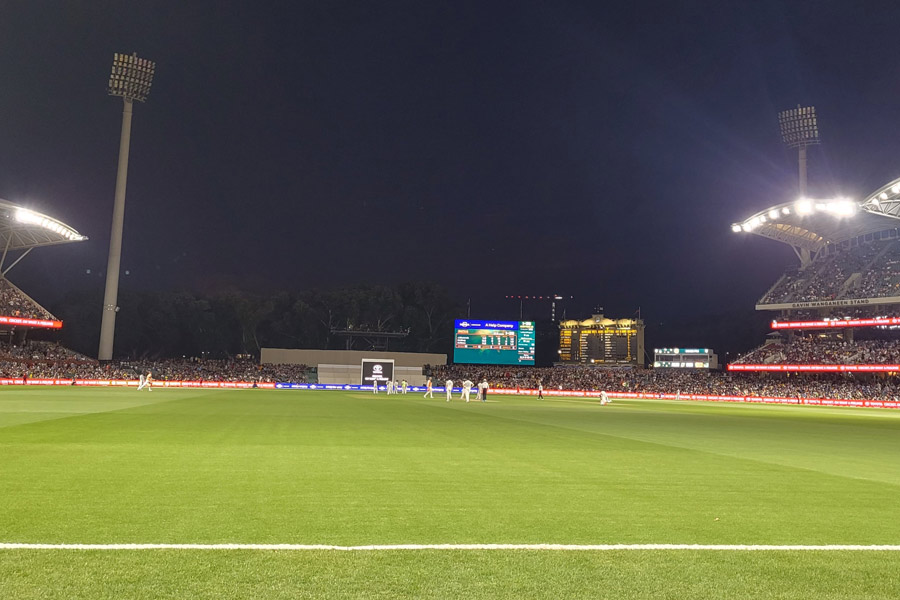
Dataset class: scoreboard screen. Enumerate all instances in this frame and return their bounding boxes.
[454,319,535,365]
[653,348,713,369]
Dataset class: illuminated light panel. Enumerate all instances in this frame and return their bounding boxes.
[0,315,62,329]
[795,199,814,215]
[14,208,86,241]
[771,317,900,329]
[728,364,900,372]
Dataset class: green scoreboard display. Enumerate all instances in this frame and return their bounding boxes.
[453,320,536,365]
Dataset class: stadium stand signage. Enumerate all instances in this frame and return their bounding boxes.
[0,315,62,329]
[756,295,900,311]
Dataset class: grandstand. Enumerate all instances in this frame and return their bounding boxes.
[0,199,87,338]
[731,177,900,370]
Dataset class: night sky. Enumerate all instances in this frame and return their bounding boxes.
[3,1,900,327]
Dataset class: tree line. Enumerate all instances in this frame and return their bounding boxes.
[46,282,461,360]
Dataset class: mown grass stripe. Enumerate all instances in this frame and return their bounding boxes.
[3,543,900,551]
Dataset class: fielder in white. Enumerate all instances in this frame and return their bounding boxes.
[461,379,474,402]
[136,372,153,391]
[600,390,610,405]
[445,379,453,402]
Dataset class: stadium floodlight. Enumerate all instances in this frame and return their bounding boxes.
[795,198,814,215]
[778,105,820,197]
[98,52,156,361]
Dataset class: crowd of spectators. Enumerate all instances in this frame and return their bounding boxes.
[845,243,900,299]
[0,278,56,320]
[733,337,900,365]
[0,344,310,383]
[2,342,899,401]
[425,364,900,402]
[759,240,896,304]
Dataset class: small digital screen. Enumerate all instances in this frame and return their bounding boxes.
[360,359,394,385]
[453,319,535,365]
[654,348,712,369]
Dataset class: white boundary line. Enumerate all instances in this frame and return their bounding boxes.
[2,543,900,551]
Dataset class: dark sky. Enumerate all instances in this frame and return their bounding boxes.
[3,1,900,325]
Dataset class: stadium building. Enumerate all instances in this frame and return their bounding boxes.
[0,199,87,343]
[731,178,900,372]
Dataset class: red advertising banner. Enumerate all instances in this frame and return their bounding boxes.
[0,379,275,389]
[0,315,63,329]
[771,317,900,330]
[0,379,896,410]
[728,364,900,372]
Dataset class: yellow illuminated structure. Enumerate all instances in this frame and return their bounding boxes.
[558,313,645,366]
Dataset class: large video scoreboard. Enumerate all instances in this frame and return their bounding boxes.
[454,319,535,365]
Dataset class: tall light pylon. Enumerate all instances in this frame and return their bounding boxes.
[98,52,155,361]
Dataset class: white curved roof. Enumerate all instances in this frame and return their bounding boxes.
[0,199,88,250]
[732,189,900,252]
[860,176,900,221]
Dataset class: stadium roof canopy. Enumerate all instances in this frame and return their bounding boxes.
[859,176,900,221]
[0,199,88,251]
[732,182,900,264]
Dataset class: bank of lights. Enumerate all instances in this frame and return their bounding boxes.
[732,198,856,233]
[108,53,155,102]
[15,209,85,241]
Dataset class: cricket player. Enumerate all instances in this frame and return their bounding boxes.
[137,371,153,391]
[386,379,394,394]
[445,379,453,402]
[424,378,433,398]
[537,379,544,399]
[462,379,474,402]
[401,380,408,394]
[600,390,610,405]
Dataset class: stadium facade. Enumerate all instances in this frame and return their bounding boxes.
[0,199,87,341]
[731,176,900,370]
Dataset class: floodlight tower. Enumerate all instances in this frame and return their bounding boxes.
[98,52,155,361]
[778,105,820,197]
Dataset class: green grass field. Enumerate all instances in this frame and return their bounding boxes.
[1,387,900,598]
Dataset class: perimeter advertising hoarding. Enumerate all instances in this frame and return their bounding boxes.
[0,315,62,329]
[453,319,535,365]
[360,359,395,386]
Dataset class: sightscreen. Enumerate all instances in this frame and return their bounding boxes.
[453,319,535,365]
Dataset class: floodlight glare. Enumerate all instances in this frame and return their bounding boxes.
[768,209,779,219]
[795,199,813,215]
[731,224,742,233]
